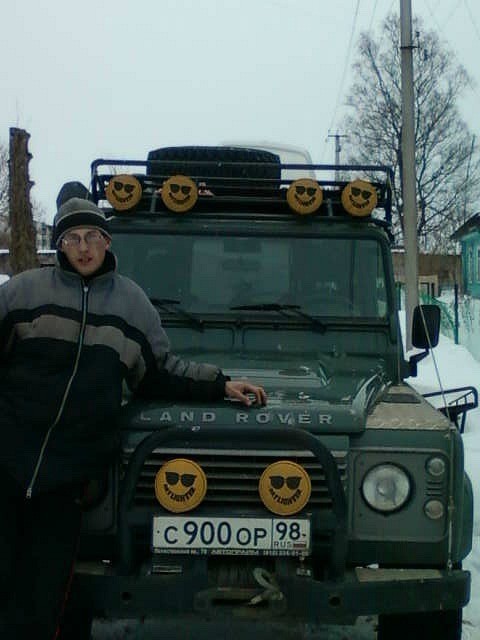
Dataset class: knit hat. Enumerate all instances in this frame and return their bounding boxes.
[53,197,111,247]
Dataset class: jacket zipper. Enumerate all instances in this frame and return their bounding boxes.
[26,284,90,499]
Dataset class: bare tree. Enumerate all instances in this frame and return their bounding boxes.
[342,13,480,252]
[0,142,9,244]
[0,137,48,250]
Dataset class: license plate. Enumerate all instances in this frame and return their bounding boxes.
[152,516,311,556]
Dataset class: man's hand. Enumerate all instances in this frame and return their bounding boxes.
[225,380,267,406]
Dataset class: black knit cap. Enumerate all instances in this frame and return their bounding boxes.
[53,197,111,247]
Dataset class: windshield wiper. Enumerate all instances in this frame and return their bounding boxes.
[150,298,204,332]
[230,303,326,334]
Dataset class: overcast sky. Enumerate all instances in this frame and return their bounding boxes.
[2,0,480,223]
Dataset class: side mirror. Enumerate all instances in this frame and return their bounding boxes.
[411,304,440,349]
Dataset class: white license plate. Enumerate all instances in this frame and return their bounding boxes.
[152,516,311,556]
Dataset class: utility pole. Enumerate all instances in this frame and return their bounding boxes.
[462,135,475,223]
[400,0,419,351]
[328,133,348,180]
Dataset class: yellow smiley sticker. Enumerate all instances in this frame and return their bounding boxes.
[160,175,198,213]
[105,174,142,211]
[259,460,311,516]
[286,178,323,215]
[155,458,207,513]
[341,179,377,217]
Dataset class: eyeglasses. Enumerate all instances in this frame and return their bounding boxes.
[295,186,317,197]
[165,472,196,488]
[170,184,192,195]
[114,181,135,194]
[351,187,372,200]
[269,475,301,490]
[62,230,106,248]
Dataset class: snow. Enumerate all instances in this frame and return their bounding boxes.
[401,314,480,638]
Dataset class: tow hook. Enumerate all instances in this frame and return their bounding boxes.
[248,568,284,606]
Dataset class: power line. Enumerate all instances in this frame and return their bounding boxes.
[464,0,480,45]
[421,0,480,101]
[422,0,445,33]
[321,0,361,161]
[368,0,379,31]
[441,0,463,31]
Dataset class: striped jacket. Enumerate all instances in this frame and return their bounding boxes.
[0,251,226,495]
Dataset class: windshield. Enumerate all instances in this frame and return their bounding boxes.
[113,233,388,318]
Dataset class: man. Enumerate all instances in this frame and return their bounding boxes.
[0,197,266,639]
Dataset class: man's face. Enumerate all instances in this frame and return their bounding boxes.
[60,227,111,277]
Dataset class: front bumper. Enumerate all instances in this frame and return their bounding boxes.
[78,426,469,625]
[75,563,470,624]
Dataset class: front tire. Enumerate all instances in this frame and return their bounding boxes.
[377,609,462,640]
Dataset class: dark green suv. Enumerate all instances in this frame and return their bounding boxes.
[74,146,475,640]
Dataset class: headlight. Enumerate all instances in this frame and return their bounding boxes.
[362,464,411,513]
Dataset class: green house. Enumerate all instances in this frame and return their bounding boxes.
[452,213,480,297]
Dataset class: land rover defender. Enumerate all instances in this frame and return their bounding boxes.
[73,146,475,639]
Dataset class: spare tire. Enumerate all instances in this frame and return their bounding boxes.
[147,146,280,195]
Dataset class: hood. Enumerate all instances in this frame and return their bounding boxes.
[121,353,390,435]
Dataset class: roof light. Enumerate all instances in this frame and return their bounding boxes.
[287,178,323,215]
[105,174,142,211]
[160,174,198,213]
[341,179,377,217]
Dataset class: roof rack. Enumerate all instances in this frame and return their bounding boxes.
[90,154,393,224]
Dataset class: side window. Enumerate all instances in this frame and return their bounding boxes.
[352,240,387,317]
[477,247,480,282]
[376,248,388,316]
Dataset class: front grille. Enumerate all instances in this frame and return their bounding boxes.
[122,446,348,509]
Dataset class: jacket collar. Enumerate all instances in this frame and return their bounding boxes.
[56,249,117,282]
